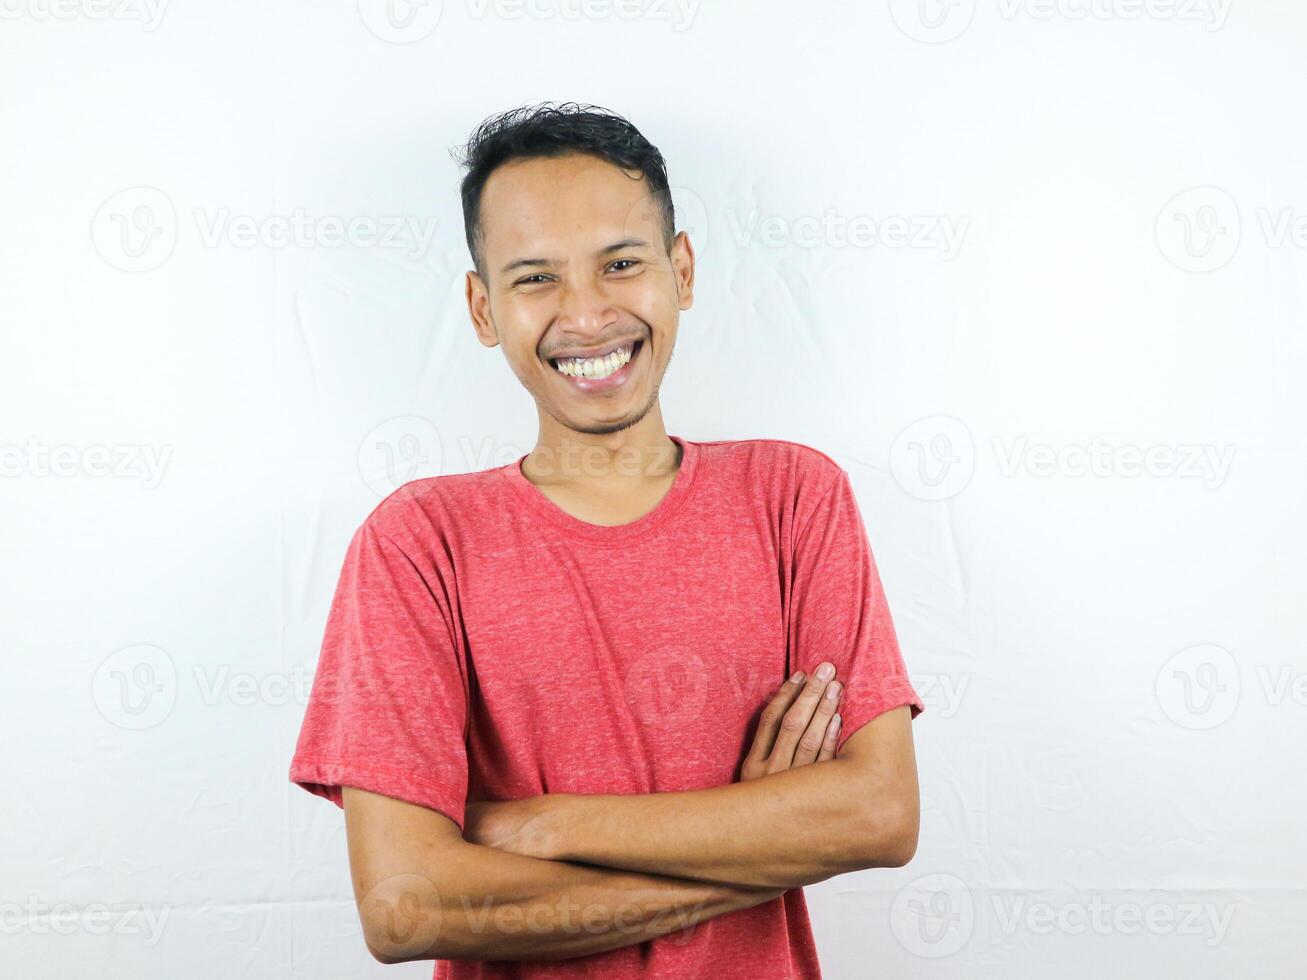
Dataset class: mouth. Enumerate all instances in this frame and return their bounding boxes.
[547,338,644,392]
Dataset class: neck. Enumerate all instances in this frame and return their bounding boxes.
[523,412,680,489]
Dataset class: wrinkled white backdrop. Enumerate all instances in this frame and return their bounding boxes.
[3,1,1303,976]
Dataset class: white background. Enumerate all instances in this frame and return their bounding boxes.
[2,1,1303,976]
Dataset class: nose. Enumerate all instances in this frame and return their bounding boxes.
[556,273,620,338]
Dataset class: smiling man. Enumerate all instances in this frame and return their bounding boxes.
[289,102,925,978]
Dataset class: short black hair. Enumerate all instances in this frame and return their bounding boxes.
[451,101,675,279]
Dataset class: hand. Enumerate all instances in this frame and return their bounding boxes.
[462,796,554,859]
[739,662,843,781]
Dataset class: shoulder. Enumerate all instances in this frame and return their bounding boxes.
[695,436,847,493]
[691,436,850,535]
[355,467,504,547]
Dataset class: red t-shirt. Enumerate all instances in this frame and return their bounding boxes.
[290,434,924,978]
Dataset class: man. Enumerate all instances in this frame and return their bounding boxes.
[289,101,924,977]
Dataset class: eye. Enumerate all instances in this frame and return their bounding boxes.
[608,259,641,273]
[514,273,553,287]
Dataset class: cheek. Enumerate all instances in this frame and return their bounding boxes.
[491,302,543,355]
[496,295,538,328]
[623,277,675,324]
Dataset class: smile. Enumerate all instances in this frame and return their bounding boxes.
[548,339,643,387]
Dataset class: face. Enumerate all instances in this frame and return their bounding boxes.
[466,152,694,438]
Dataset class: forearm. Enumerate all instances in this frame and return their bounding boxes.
[536,758,897,890]
[368,836,787,963]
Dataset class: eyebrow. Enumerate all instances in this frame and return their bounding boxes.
[499,238,650,276]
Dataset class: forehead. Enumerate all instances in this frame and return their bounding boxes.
[478,153,661,261]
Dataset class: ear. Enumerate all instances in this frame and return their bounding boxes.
[466,269,498,348]
[671,230,695,311]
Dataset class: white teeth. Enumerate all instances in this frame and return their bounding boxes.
[553,342,635,380]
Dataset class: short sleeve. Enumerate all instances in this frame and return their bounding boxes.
[787,468,924,755]
[289,514,470,831]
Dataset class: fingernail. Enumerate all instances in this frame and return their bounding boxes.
[832,713,841,730]
[816,662,834,680]
[789,670,805,684]
[826,681,841,700]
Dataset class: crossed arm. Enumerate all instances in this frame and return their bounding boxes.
[463,702,918,889]
[344,664,919,963]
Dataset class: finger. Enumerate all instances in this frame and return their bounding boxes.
[817,712,841,762]
[767,662,836,773]
[792,679,842,767]
[745,671,806,765]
